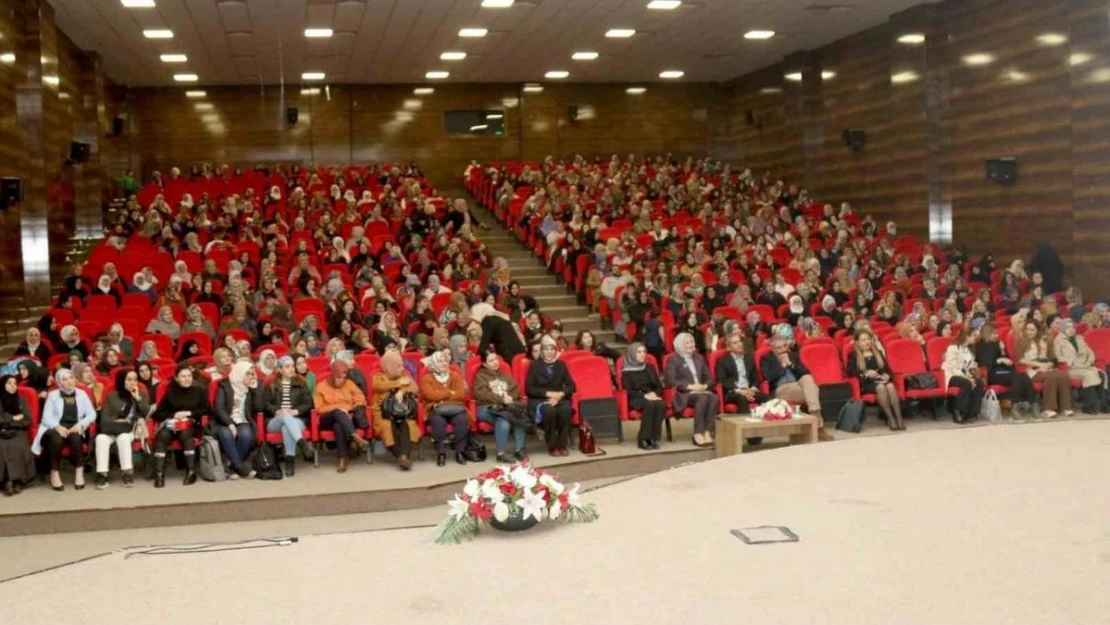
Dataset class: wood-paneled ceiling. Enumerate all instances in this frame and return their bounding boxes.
[49,0,931,86]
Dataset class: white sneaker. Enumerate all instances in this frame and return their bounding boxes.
[1063,410,1075,417]
[1043,410,1058,419]
[228,473,240,480]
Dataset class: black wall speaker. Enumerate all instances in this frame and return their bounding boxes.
[986,158,1018,185]
[69,141,91,163]
[568,105,578,122]
[112,116,125,136]
[841,129,866,151]
[287,107,299,126]
[0,177,23,209]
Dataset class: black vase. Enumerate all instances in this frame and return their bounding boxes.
[489,507,540,532]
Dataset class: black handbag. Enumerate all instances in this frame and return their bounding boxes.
[489,403,536,433]
[382,392,417,422]
[905,373,939,390]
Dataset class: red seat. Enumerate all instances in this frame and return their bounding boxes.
[567,355,615,432]
[177,332,213,359]
[139,333,175,360]
[886,339,949,401]
[615,354,662,422]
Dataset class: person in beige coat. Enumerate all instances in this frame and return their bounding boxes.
[1053,319,1104,413]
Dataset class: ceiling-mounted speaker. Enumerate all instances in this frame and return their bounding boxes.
[841,128,865,151]
[287,107,299,126]
[986,157,1018,185]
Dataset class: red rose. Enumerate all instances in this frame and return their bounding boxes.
[499,483,516,496]
[470,501,493,521]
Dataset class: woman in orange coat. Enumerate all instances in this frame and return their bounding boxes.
[370,350,420,471]
[312,360,369,473]
[419,349,471,467]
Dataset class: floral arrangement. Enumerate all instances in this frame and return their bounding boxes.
[750,398,795,421]
[431,461,599,545]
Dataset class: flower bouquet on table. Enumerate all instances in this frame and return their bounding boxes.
[431,461,600,545]
[750,398,795,421]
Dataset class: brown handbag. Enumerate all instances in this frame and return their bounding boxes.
[577,419,606,456]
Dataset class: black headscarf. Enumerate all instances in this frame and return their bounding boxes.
[0,375,21,414]
[37,314,62,348]
[113,368,135,414]
[17,359,48,392]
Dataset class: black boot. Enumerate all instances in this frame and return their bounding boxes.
[284,457,295,477]
[183,453,198,485]
[154,455,166,488]
[953,410,965,424]
[297,439,315,463]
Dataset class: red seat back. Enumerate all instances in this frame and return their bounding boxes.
[925,336,953,371]
[799,343,846,384]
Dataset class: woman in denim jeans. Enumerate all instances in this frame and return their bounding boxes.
[472,349,528,463]
[264,356,315,476]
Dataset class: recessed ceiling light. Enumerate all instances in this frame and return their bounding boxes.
[744,30,776,40]
[402,99,423,109]
[890,71,919,84]
[481,0,515,6]
[201,114,219,123]
[897,33,925,44]
[572,51,599,60]
[647,0,681,8]
[545,70,569,79]
[194,103,213,111]
[1036,33,1067,46]
[300,88,320,95]
[523,83,544,92]
[160,54,187,63]
[143,29,173,39]
[459,28,488,37]
[305,28,333,38]
[302,72,326,80]
[759,87,781,94]
[185,90,206,98]
[121,0,155,7]
[785,72,803,81]
[470,124,488,131]
[440,51,467,61]
[426,71,450,79]
[821,70,836,79]
[414,87,435,95]
[659,70,684,79]
[1070,53,1093,66]
[486,113,504,119]
[43,75,59,85]
[606,29,636,38]
[0,53,14,64]
[626,87,646,94]
[963,53,994,66]
[173,73,198,82]
[1006,69,1029,82]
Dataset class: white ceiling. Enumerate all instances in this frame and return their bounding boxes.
[49,0,930,87]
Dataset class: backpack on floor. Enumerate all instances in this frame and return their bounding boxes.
[836,400,866,433]
[252,442,284,480]
[199,435,227,482]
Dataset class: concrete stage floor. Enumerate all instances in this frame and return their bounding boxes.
[1,419,1108,625]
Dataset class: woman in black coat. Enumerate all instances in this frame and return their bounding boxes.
[211,361,262,478]
[151,365,211,487]
[0,375,36,495]
[620,343,665,450]
[474,303,526,363]
[264,355,316,476]
[525,337,576,456]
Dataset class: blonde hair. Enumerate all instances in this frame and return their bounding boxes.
[853,330,885,372]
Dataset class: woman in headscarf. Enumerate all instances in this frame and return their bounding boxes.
[136,361,159,397]
[72,363,106,411]
[264,355,315,476]
[146,306,182,340]
[448,334,471,368]
[419,349,471,466]
[372,310,401,353]
[525,336,576,456]
[211,361,261,478]
[129,271,157,305]
[181,304,217,339]
[313,360,371,473]
[1053,319,1105,413]
[55,325,89,360]
[105,323,134,362]
[32,369,97,490]
[621,342,666,450]
[150,365,210,487]
[270,304,297,336]
[14,327,51,363]
[256,349,278,379]
[94,275,121,307]
[138,340,162,363]
[16,359,49,403]
[664,332,719,448]
[94,368,148,489]
[156,276,188,312]
[369,350,420,471]
[0,375,36,495]
[473,348,528,463]
[37,313,63,351]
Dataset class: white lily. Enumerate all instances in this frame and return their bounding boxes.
[480,480,506,503]
[509,466,538,490]
[519,487,546,522]
[462,479,480,498]
[447,495,471,521]
[567,483,582,507]
[549,498,562,520]
[493,501,510,523]
[540,474,565,495]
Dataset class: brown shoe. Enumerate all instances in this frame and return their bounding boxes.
[817,427,834,442]
[337,456,349,473]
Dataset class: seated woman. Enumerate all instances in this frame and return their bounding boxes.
[312,360,370,473]
[181,304,217,339]
[95,369,149,489]
[620,342,666,450]
[264,355,315,477]
[847,330,903,431]
[146,306,182,341]
[14,327,51,363]
[212,361,261,478]
[1053,319,1105,414]
[419,349,470,466]
[370,350,420,471]
[525,336,576,457]
[0,375,36,496]
[975,323,1035,417]
[665,332,719,448]
[473,348,529,463]
[31,369,98,491]
[150,365,210,487]
[1015,321,1073,419]
[574,330,621,361]
[942,327,985,423]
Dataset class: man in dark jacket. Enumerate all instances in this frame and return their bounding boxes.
[716,333,768,413]
[759,335,832,440]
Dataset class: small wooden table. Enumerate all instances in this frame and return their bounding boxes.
[714,414,819,457]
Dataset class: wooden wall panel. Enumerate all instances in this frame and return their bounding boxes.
[0,3,25,300]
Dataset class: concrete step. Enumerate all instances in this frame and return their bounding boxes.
[533,294,580,307]
[509,266,550,277]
